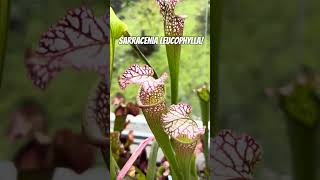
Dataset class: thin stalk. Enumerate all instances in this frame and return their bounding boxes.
[165,44,180,104]
[146,141,159,180]
[123,31,158,78]
[0,0,10,87]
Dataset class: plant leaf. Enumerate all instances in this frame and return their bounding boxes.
[110,7,127,40]
[25,7,109,89]
[155,0,185,104]
[119,64,168,93]
[110,7,127,78]
[146,141,159,180]
[210,130,262,180]
[161,103,204,140]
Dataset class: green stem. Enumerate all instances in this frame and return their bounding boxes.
[174,143,193,180]
[144,112,181,179]
[0,0,10,87]
[146,141,159,180]
[287,120,317,180]
[139,98,181,179]
[166,44,180,104]
[190,155,198,179]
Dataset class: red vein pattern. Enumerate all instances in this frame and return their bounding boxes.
[119,64,168,93]
[161,103,204,140]
[25,7,109,89]
[210,130,262,180]
[155,0,185,36]
[86,77,109,138]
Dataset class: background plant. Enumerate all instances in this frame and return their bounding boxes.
[0,0,107,165]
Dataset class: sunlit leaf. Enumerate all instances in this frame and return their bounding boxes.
[110,7,127,77]
[25,7,109,89]
[110,7,127,40]
[210,130,262,180]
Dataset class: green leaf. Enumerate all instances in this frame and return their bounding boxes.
[110,7,128,78]
[155,0,186,104]
[110,152,120,180]
[0,0,10,87]
[190,155,198,179]
[146,141,159,180]
[280,83,320,127]
[166,44,181,104]
[196,84,210,172]
[135,168,146,180]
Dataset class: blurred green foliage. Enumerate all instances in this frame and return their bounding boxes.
[0,0,105,163]
[219,0,320,179]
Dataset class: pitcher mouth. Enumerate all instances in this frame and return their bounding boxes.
[136,86,166,108]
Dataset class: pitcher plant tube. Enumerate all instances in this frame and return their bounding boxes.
[118,64,208,179]
[156,0,186,104]
[161,103,205,180]
[118,64,181,179]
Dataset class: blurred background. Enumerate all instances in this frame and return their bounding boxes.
[217,0,320,179]
[0,0,106,179]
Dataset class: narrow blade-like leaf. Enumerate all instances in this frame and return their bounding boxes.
[146,141,159,180]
